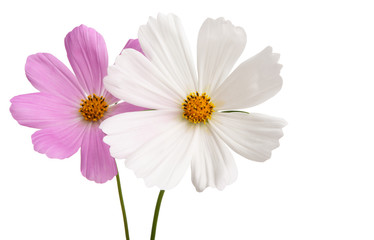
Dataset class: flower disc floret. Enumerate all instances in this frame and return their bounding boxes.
[182,92,215,124]
[80,94,108,121]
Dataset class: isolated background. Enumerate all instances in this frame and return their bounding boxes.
[1,0,374,239]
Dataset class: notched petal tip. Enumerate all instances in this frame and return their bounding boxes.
[141,15,157,30]
[66,24,90,37]
[157,12,178,21]
[263,46,282,63]
[208,17,231,26]
[263,45,273,55]
[140,13,180,36]
[9,97,26,127]
[194,185,206,192]
[192,174,236,192]
[76,24,89,30]
[205,16,247,36]
[141,13,182,32]
[82,170,116,184]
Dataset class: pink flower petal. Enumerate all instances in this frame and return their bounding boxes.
[105,102,148,119]
[81,125,117,183]
[25,53,85,103]
[123,39,145,55]
[32,121,86,159]
[65,25,108,96]
[10,92,80,129]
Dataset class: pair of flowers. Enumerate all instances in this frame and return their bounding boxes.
[10,13,286,192]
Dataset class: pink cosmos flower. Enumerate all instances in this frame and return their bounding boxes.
[10,25,146,183]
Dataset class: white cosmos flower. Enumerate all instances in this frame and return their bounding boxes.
[100,14,287,192]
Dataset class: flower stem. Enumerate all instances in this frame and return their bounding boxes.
[150,190,165,240]
[116,173,130,240]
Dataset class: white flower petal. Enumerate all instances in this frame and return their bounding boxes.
[212,46,282,110]
[197,18,246,93]
[101,109,195,190]
[100,110,181,159]
[126,117,195,190]
[104,49,182,109]
[210,112,287,162]
[139,13,197,94]
[191,125,238,192]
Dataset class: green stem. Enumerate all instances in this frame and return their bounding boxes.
[150,190,165,240]
[116,173,130,240]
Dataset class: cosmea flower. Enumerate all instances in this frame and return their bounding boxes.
[10,25,145,183]
[101,14,287,191]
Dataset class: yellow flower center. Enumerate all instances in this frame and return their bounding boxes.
[79,94,108,122]
[182,92,215,124]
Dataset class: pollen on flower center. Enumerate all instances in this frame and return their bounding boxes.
[79,94,108,122]
[182,92,215,124]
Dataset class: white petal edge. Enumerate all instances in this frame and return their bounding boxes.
[197,17,246,94]
[210,112,287,162]
[212,46,283,110]
[139,13,198,94]
[104,49,183,110]
[191,124,238,192]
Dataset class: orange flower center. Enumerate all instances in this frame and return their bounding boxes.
[79,94,108,122]
[182,92,215,124]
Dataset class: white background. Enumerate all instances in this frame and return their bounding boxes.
[1,0,374,239]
